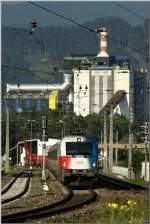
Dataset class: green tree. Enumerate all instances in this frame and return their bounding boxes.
[132,150,145,178]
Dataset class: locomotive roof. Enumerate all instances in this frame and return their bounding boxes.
[61,136,96,142]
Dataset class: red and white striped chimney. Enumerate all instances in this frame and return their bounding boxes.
[96,27,109,57]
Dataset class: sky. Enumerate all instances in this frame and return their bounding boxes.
[2,1,149,28]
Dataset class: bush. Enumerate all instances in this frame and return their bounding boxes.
[132,150,145,178]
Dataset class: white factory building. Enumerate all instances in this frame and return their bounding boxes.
[73,27,133,118]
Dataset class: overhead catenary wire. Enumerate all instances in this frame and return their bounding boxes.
[28,1,148,57]
[12,28,32,43]
[29,1,96,34]
[3,64,149,87]
[3,26,46,51]
[113,2,145,21]
[2,64,60,75]
[2,64,48,82]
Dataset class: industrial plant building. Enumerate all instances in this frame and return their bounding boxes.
[73,27,133,118]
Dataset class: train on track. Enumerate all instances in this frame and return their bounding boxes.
[47,135,99,183]
[9,138,59,166]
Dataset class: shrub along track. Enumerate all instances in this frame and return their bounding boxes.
[1,170,32,205]
[2,184,96,223]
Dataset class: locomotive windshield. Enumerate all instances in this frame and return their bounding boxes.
[66,142,92,155]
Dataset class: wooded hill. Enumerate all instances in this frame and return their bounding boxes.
[2,17,148,85]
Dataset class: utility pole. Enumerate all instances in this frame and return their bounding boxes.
[140,123,149,181]
[148,7,150,222]
[144,140,148,182]
[59,120,65,138]
[17,144,19,167]
[115,129,118,165]
[100,131,103,156]
[128,90,134,179]
[104,111,108,172]
[100,131,104,170]
[42,116,47,181]
[109,104,113,174]
[5,103,10,172]
[27,119,35,170]
[108,70,114,174]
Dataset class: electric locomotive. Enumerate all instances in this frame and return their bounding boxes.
[47,135,98,183]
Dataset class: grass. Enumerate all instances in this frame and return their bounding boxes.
[127,178,149,188]
[3,166,23,175]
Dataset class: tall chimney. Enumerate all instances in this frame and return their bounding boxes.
[96,27,109,58]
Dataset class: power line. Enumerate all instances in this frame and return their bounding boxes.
[3,26,45,49]
[28,1,148,57]
[2,49,29,57]
[2,64,57,75]
[3,63,148,89]
[13,28,31,43]
[29,1,95,34]
[2,64,47,81]
[108,36,147,56]
[113,2,145,21]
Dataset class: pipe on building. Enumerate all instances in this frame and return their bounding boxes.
[7,73,72,93]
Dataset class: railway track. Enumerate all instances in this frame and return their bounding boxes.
[69,174,148,190]
[2,170,25,195]
[2,170,147,223]
[97,174,148,190]
[1,170,32,205]
[2,186,96,223]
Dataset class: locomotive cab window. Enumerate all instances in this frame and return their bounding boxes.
[66,142,92,155]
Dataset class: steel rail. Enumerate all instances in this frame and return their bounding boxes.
[2,171,32,205]
[2,186,73,223]
[98,174,148,190]
[2,189,96,223]
[1,170,29,195]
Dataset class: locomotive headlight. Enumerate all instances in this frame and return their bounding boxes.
[92,161,96,167]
